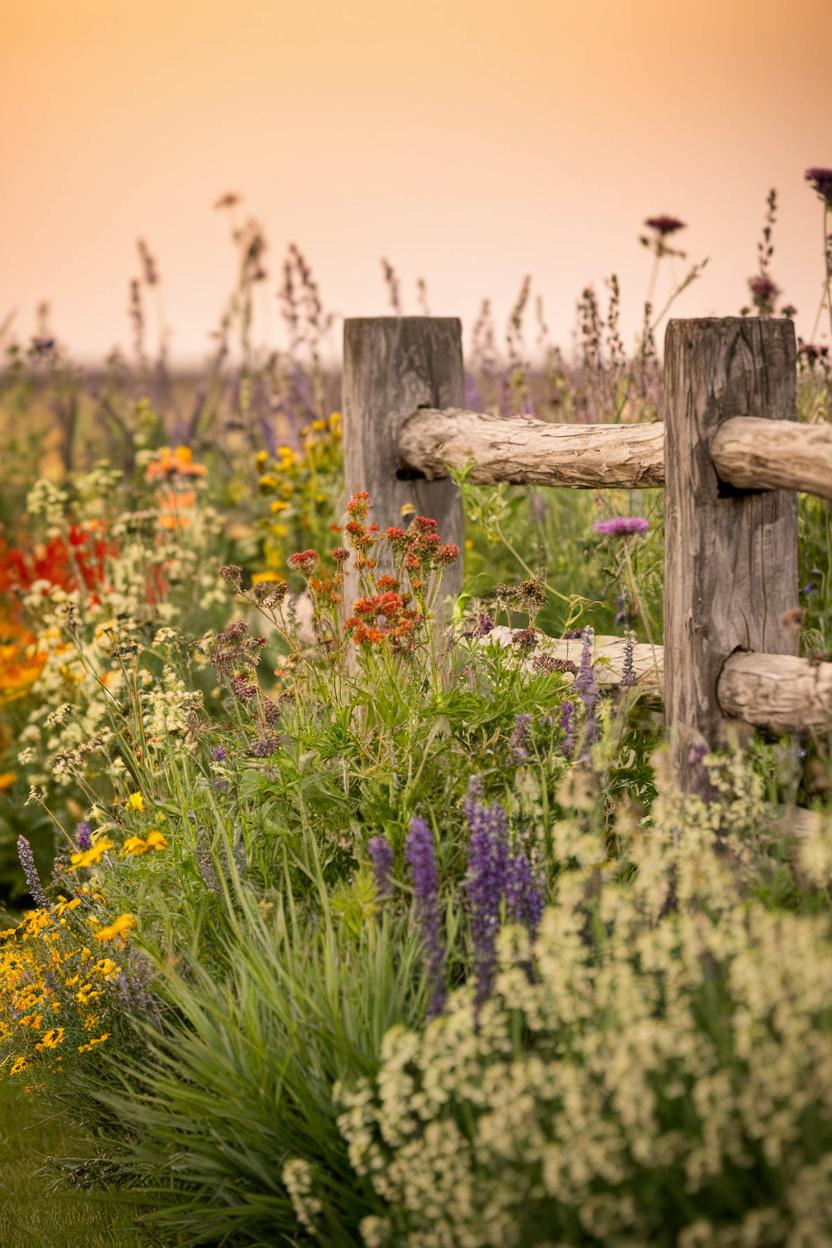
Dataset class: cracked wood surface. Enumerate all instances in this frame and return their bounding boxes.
[399,408,665,488]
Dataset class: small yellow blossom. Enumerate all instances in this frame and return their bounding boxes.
[35,1026,65,1051]
[96,913,137,943]
[69,838,113,870]
[126,792,144,812]
[9,1056,29,1077]
[144,830,168,851]
[78,1031,110,1054]
[0,771,15,791]
[94,958,120,978]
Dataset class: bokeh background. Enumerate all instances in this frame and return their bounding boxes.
[2,0,830,360]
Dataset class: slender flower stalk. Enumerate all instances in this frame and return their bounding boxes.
[560,699,575,758]
[367,834,394,898]
[17,835,48,909]
[574,627,598,750]
[464,779,510,1011]
[405,817,445,1015]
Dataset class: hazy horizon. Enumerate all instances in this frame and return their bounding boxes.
[3,0,830,363]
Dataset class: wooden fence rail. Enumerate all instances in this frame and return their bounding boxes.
[343,315,832,798]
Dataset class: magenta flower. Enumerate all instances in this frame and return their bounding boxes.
[805,167,832,210]
[593,516,649,537]
[644,215,686,236]
[748,273,780,314]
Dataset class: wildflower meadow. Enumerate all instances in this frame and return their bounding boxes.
[1,172,832,1247]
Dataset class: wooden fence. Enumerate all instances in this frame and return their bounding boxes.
[343,315,832,798]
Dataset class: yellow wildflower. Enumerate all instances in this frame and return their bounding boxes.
[69,838,113,871]
[126,792,144,812]
[94,958,120,978]
[9,1056,28,1077]
[144,830,168,851]
[269,500,290,514]
[122,835,149,857]
[96,913,137,943]
[35,1026,65,1051]
[78,1031,110,1054]
[0,771,15,791]
[255,450,269,468]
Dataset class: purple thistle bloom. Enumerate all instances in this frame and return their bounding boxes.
[367,834,394,898]
[405,817,445,1016]
[505,846,544,939]
[805,167,832,210]
[213,746,227,762]
[464,780,510,1011]
[509,712,532,761]
[75,821,92,850]
[593,516,649,537]
[252,734,277,758]
[748,273,780,313]
[17,835,48,909]
[644,215,685,236]
[560,699,575,757]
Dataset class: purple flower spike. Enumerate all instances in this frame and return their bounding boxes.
[574,627,599,750]
[368,834,394,898]
[405,817,445,1016]
[593,516,649,537]
[464,780,510,1011]
[509,712,532,761]
[560,699,575,758]
[75,821,92,850]
[506,847,544,939]
[17,835,48,909]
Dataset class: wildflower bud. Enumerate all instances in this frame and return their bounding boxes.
[219,565,244,588]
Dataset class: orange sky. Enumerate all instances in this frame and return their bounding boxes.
[2,0,830,361]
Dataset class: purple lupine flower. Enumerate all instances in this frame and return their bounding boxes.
[620,632,636,688]
[213,746,227,762]
[75,821,92,850]
[368,834,394,898]
[17,835,48,909]
[801,582,817,596]
[805,167,832,209]
[509,712,533,761]
[464,780,510,1011]
[505,846,544,939]
[560,699,575,757]
[593,516,649,537]
[405,817,445,1016]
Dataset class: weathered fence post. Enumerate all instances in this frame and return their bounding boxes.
[342,317,466,608]
[663,317,799,797]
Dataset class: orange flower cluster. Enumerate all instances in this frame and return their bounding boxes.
[145,445,207,483]
[345,587,422,648]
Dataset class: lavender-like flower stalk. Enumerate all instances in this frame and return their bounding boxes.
[405,817,445,1016]
[17,835,48,909]
[509,712,532,761]
[560,699,575,757]
[621,632,636,688]
[505,846,544,939]
[75,821,92,850]
[574,627,599,749]
[464,780,510,1011]
[367,834,394,898]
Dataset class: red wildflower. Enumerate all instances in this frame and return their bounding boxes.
[287,550,318,574]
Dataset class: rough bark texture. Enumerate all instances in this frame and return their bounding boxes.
[712,416,832,501]
[663,318,799,797]
[486,628,832,734]
[399,408,665,488]
[718,651,832,733]
[342,318,465,607]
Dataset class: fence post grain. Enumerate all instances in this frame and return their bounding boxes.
[663,317,799,797]
[342,317,466,609]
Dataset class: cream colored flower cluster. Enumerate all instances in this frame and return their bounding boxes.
[336,792,832,1247]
